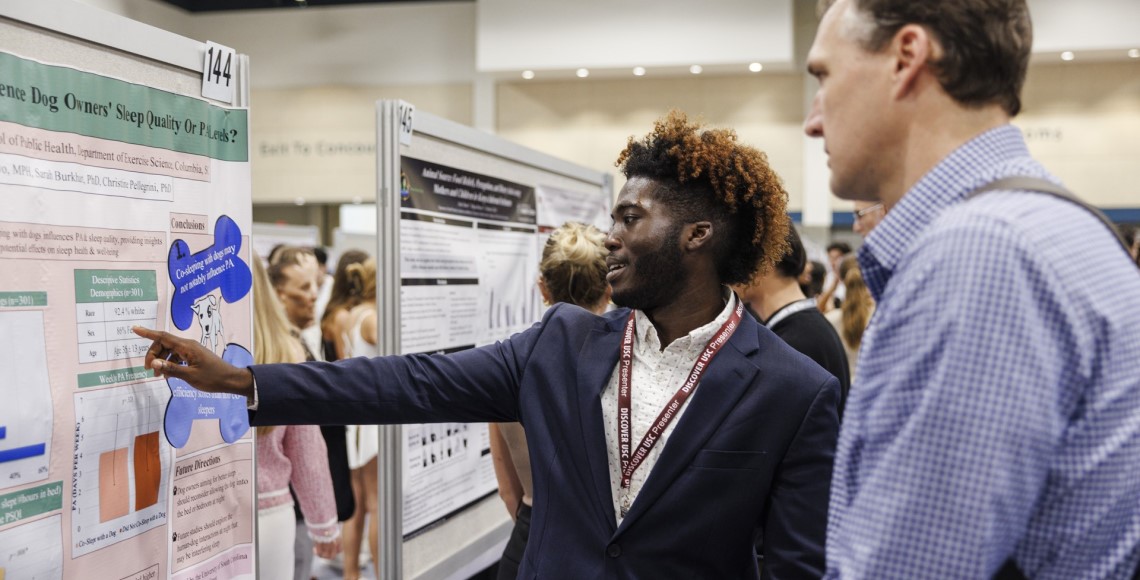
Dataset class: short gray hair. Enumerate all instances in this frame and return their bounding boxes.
[817,0,1032,116]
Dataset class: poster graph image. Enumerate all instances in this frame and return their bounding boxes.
[133,432,161,512]
[402,423,496,537]
[0,514,63,580]
[95,432,160,522]
[0,311,53,490]
[476,225,541,343]
[71,382,170,557]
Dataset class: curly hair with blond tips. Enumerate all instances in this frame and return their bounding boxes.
[616,110,791,285]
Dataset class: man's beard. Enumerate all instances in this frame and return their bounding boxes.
[611,225,686,312]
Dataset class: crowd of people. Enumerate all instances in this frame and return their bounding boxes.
[244,210,885,578]
[135,0,1140,578]
[248,244,387,579]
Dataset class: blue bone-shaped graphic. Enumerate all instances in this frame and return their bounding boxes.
[168,215,252,331]
[163,343,252,448]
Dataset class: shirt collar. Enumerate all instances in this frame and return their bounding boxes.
[633,288,736,352]
[857,124,1039,300]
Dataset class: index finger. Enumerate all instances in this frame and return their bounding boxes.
[133,326,190,351]
[132,326,164,374]
[132,326,166,342]
[132,327,185,374]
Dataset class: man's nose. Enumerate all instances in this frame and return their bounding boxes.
[804,93,824,138]
[604,228,620,252]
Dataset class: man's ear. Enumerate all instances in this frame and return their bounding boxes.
[890,23,936,101]
[684,221,714,252]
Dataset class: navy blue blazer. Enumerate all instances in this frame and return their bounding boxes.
[250,303,840,579]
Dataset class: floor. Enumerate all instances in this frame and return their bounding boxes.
[309,557,497,580]
[311,555,376,579]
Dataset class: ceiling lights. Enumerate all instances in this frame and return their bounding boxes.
[517,62,781,80]
[1060,51,1075,61]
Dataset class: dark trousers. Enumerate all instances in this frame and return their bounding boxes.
[497,503,532,580]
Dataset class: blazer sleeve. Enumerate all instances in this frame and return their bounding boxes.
[248,304,563,427]
[761,374,840,579]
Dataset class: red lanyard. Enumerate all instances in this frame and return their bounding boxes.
[617,300,744,492]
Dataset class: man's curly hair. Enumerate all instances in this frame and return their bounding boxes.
[615,110,790,285]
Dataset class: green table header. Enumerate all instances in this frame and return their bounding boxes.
[74,270,157,303]
[77,366,152,389]
[0,51,248,162]
[0,481,63,525]
[0,291,47,308]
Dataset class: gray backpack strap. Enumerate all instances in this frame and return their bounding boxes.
[969,176,1130,253]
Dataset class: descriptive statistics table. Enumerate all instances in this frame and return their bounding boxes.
[74,269,158,364]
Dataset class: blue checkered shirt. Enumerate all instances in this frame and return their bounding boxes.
[825,125,1140,579]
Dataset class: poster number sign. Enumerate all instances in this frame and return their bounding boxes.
[398,100,416,146]
[202,41,237,104]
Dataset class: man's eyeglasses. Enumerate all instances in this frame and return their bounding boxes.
[855,203,883,219]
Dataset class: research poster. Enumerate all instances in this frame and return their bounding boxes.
[0,51,255,579]
[397,157,543,536]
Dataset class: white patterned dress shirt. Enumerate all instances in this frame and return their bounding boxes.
[601,291,736,524]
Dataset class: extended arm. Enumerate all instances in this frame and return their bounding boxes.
[136,304,569,427]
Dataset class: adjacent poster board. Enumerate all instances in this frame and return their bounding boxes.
[0,2,256,579]
[375,102,611,579]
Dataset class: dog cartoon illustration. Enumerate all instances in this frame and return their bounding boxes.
[192,294,223,352]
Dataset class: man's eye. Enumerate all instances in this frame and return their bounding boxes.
[623,215,637,224]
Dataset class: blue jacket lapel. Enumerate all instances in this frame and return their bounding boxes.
[574,313,626,533]
[613,316,762,536]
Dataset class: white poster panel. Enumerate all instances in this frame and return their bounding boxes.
[535,183,611,232]
[0,50,256,579]
[397,156,542,537]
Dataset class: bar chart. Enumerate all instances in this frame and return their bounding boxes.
[0,311,53,490]
[476,225,541,343]
[71,381,170,557]
[0,514,63,580]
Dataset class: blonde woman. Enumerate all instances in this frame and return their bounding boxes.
[252,255,341,579]
[489,222,611,580]
[331,258,381,580]
[826,255,874,381]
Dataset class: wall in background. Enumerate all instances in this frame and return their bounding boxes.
[75,0,1140,215]
[242,58,1140,210]
[1017,60,1140,208]
[495,73,806,210]
[251,84,473,204]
